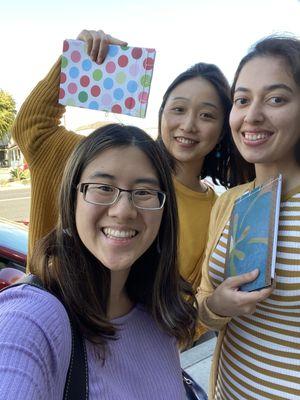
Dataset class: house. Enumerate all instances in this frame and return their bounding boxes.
[0,133,24,168]
[0,134,9,167]
[74,120,158,138]
[0,119,158,169]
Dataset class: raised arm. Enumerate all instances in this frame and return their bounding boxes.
[12,29,127,263]
[12,29,127,166]
[12,58,80,167]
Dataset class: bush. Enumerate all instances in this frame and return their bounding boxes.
[10,164,30,181]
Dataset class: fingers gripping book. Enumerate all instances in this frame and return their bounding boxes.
[225,175,282,291]
[59,39,156,118]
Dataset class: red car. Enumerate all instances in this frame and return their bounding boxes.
[0,218,27,289]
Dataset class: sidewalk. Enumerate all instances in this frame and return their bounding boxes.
[0,182,31,190]
[180,336,216,394]
[0,167,10,180]
[0,167,31,190]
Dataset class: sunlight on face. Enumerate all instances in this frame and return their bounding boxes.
[161,77,224,171]
[75,146,164,272]
[230,56,300,169]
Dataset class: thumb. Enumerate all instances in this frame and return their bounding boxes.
[106,34,128,46]
[228,268,259,288]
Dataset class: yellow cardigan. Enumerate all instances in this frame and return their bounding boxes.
[197,181,254,400]
[12,59,84,264]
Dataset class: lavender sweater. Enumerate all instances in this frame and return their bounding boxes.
[0,284,186,399]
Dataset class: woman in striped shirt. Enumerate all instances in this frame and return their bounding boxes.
[198,35,300,400]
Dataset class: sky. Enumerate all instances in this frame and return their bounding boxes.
[1,0,300,134]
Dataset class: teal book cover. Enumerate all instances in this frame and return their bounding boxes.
[225,175,282,291]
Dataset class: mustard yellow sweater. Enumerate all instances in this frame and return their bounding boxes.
[174,178,217,291]
[12,59,83,263]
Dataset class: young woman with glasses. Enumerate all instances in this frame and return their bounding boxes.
[0,123,197,399]
[12,28,248,292]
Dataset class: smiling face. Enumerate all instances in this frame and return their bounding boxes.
[75,146,163,272]
[230,56,300,168]
[160,77,224,171]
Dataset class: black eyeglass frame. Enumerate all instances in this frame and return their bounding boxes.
[77,183,166,210]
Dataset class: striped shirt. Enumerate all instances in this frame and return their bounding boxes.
[208,187,300,400]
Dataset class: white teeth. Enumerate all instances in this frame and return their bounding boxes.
[103,228,137,239]
[176,137,196,144]
[244,132,269,141]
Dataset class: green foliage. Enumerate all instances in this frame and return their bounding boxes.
[10,165,30,181]
[0,90,16,140]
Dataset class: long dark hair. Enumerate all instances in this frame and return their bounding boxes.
[31,123,197,356]
[232,34,300,170]
[157,62,249,188]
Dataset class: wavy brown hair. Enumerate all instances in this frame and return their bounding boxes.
[31,123,198,356]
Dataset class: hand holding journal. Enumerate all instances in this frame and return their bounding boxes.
[225,175,282,291]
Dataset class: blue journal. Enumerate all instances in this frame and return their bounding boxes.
[225,175,282,291]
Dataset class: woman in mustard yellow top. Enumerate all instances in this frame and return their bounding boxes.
[157,64,247,291]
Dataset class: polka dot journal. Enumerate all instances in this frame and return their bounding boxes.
[59,39,156,118]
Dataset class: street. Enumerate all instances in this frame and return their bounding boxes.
[0,187,30,222]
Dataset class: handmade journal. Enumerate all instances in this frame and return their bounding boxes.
[59,39,156,118]
[225,175,282,291]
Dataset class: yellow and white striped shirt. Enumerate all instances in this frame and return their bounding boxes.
[208,187,300,400]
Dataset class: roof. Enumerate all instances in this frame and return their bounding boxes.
[74,121,109,132]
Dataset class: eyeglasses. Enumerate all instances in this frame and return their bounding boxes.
[78,183,166,210]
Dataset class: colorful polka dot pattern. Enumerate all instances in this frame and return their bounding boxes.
[59,39,156,118]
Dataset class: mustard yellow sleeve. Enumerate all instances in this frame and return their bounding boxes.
[212,189,219,205]
[12,58,82,166]
[188,188,219,291]
[196,198,231,331]
[12,58,84,264]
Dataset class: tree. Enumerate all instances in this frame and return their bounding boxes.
[0,90,16,140]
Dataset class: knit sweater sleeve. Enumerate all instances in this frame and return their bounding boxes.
[12,59,84,261]
[0,285,71,400]
[197,183,254,330]
[12,58,82,168]
[196,194,232,330]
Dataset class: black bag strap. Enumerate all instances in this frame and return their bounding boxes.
[1,274,88,400]
[182,368,208,400]
[2,275,208,400]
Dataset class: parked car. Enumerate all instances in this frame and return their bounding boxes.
[0,218,27,289]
